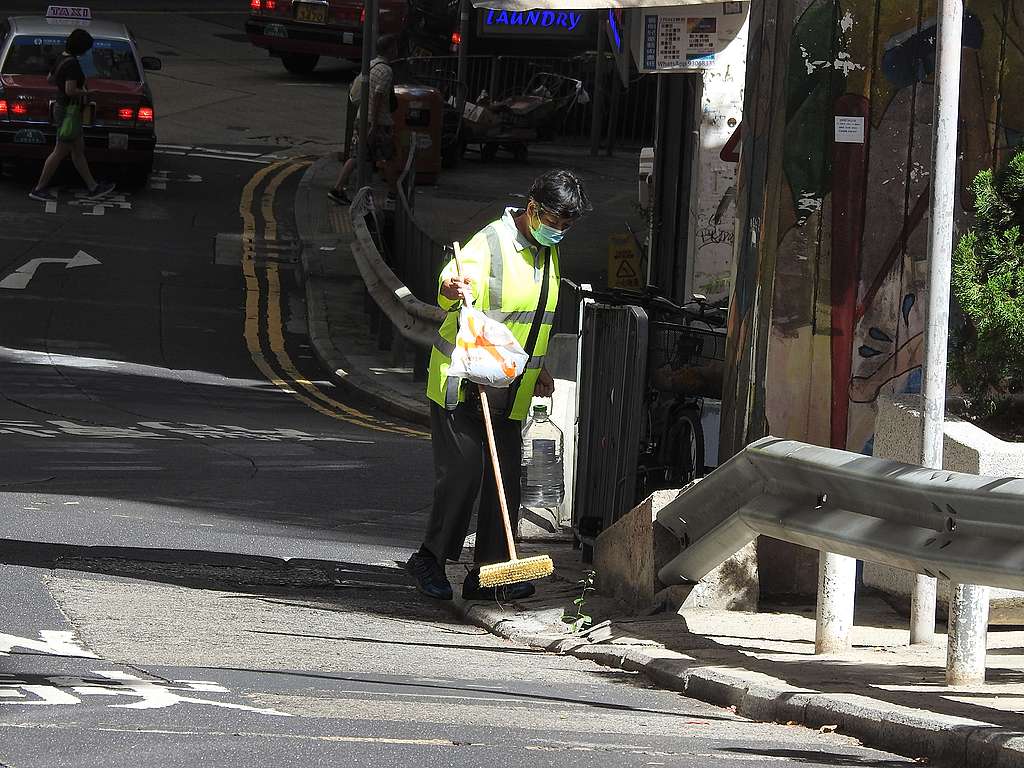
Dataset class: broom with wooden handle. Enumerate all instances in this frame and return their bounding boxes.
[451,242,554,588]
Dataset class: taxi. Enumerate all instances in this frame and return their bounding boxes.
[246,0,408,75]
[0,7,161,179]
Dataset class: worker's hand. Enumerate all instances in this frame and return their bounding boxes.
[534,367,555,398]
[441,276,474,303]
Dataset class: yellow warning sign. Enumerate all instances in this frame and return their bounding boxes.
[607,233,642,289]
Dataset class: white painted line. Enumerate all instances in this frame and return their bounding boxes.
[91,205,104,216]
[155,143,193,151]
[149,180,167,190]
[188,153,273,165]
[154,150,187,156]
[45,201,57,214]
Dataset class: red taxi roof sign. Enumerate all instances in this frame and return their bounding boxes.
[46,6,92,20]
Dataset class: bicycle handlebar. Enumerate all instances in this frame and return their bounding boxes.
[561,279,728,328]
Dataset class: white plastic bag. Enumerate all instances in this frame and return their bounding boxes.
[447,306,529,387]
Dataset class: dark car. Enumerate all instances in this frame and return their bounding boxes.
[0,8,161,180]
[246,0,409,75]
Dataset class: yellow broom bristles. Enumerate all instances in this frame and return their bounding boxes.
[478,555,554,587]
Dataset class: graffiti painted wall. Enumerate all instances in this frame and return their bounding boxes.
[725,0,1024,455]
[721,0,1024,594]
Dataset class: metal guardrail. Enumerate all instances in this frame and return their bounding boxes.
[655,437,1024,593]
[349,185,445,352]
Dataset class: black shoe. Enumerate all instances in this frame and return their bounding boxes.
[462,568,536,602]
[327,187,351,205]
[406,551,453,601]
[85,180,115,199]
[29,187,57,203]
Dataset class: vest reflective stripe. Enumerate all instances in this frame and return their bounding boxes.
[434,330,455,357]
[485,225,503,309]
[483,309,557,326]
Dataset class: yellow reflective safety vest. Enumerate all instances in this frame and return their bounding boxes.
[426,215,560,421]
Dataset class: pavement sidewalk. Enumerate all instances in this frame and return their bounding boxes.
[293,148,1024,768]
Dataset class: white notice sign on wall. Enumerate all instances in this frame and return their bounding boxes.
[834,116,866,144]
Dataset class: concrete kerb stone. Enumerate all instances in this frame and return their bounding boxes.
[294,156,430,427]
[452,597,1024,767]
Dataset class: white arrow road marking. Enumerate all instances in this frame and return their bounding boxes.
[0,250,101,290]
[0,631,98,658]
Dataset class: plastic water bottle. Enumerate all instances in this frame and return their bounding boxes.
[521,404,564,507]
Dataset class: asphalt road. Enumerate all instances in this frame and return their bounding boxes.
[0,7,917,768]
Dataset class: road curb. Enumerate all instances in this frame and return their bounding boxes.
[295,157,430,428]
[453,599,1024,768]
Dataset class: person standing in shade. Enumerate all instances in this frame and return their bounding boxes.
[407,169,591,602]
[29,29,115,203]
[327,34,398,206]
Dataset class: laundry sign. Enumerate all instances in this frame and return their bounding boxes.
[478,9,590,38]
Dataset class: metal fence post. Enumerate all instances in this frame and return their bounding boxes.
[815,551,857,654]
[590,19,607,157]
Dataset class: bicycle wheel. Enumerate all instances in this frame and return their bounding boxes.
[664,408,705,486]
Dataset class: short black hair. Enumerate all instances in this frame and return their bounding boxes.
[65,29,93,56]
[378,33,400,59]
[528,169,591,219]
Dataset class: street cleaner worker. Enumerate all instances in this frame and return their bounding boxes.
[407,169,591,602]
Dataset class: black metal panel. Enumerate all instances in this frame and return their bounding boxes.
[573,303,648,548]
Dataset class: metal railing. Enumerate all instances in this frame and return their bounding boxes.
[400,53,656,146]
[654,436,1024,681]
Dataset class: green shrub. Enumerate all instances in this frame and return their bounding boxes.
[950,150,1024,415]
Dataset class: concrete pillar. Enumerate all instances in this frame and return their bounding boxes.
[815,551,857,654]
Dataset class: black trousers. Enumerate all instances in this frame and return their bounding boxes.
[423,395,522,565]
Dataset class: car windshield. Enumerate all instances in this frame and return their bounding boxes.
[2,35,140,81]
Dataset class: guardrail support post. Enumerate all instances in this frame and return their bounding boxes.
[815,551,857,654]
[910,574,937,645]
[947,583,990,686]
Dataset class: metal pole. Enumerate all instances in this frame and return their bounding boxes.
[920,0,989,683]
[815,551,857,654]
[357,0,377,189]
[912,0,961,648]
[456,0,470,116]
[590,17,607,157]
[910,574,937,645]
[948,582,990,685]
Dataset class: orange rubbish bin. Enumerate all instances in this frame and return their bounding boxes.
[389,84,444,184]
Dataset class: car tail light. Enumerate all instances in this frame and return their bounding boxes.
[11,102,27,116]
[137,106,154,122]
[119,107,134,121]
[250,0,261,10]
[265,0,275,8]
[360,7,366,23]
[0,99,7,116]
[451,32,462,46]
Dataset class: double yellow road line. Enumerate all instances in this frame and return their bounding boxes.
[239,157,426,438]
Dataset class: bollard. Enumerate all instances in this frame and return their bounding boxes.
[910,573,937,645]
[947,583,990,686]
[815,551,857,654]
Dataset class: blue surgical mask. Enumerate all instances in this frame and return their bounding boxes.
[529,209,565,246]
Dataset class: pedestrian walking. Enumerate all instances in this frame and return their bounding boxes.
[327,34,398,206]
[29,29,115,203]
[407,169,591,601]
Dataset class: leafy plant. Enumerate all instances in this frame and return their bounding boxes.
[950,149,1024,416]
[561,569,596,633]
